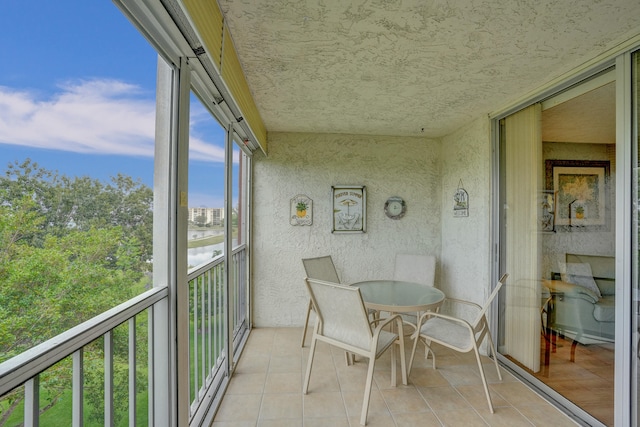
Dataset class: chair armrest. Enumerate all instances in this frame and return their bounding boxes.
[370,314,404,339]
[444,298,482,311]
[570,287,599,303]
[371,314,403,331]
[411,311,473,339]
[548,280,599,303]
[438,298,481,324]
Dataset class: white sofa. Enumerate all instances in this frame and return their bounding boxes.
[545,253,615,347]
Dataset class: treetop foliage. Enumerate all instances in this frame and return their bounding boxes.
[0,158,153,361]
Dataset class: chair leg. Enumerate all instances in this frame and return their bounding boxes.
[301,300,313,347]
[360,357,376,426]
[473,345,494,413]
[408,332,420,377]
[303,334,318,394]
[398,331,407,386]
[486,331,502,381]
[570,339,578,362]
[409,335,435,376]
[424,338,435,365]
[345,351,355,365]
[390,339,397,387]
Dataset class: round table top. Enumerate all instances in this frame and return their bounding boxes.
[352,280,445,313]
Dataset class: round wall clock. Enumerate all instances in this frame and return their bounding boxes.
[384,196,406,220]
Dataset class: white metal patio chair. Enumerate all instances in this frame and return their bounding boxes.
[393,254,437,327]
[302,277,407,426]
[408,273,509,413]
[301,255,341,347]
[393,253,436,287]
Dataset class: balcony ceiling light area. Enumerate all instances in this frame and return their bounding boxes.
[217,0,640,138]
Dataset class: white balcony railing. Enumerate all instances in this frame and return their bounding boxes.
[0,286,168,426]
[187,245,249,425]
[0,246,249,426]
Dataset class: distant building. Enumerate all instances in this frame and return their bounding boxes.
[188,207,224,226]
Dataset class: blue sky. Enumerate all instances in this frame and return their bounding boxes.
[0,1,228,208]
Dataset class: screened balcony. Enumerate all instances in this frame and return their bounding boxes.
[2,1,640,426]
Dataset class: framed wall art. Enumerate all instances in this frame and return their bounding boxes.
[332,185,366,233]
[539,190,556,232]
[290,194,312,226]
[545,159,610,231]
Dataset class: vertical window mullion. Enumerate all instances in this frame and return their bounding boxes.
[24,376,40,427]
[147,307,154,427]
[200,275,206,390]
[72,349,84,427]
[192,279,199,398]
[207,270,213,377]
[215,265,221,364]
[104,331,114,426]
[129,317,137,427]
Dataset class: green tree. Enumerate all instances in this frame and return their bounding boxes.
[194,214,208,227]
[0,201,143,358]
[0,160,153,424]
[0,159,153,271]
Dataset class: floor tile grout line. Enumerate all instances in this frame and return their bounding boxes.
[218,328,580,426]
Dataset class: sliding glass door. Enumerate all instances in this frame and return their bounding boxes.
[497,71,617,426]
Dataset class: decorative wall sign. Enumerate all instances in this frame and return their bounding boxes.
[453,179,469,217]
[332,185,366,233]
[539,190,556,232]
[545,159,610,231]
[290,194,312,226]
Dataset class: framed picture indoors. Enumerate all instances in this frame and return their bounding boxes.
[545,159,610,231]
[539,190,556,232]
[332,185,366,233]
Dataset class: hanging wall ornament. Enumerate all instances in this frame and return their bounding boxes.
[291,194,312,225]
[453,179,469,217]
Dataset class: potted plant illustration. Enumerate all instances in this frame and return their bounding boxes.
[296,201,308,217]
[575,205,585,219]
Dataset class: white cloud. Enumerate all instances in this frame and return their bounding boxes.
[188,102,232,163]
[0,79,155,156]
[0,79,227,163]
[189,136,226,162]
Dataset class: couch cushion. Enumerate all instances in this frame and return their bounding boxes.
[593,296,615,323]
[596,278,615,296]
[560,262,602,299]
[566,253,615,295]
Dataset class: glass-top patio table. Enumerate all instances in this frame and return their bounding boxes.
[351,280,445,385]
[352,279,445,314]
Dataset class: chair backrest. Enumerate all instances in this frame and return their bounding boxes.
[304,278,372,350]
[393,254,436,286]
[302,256,340,283]
[472,273,508,326]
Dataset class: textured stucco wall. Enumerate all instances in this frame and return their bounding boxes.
[252,132,441,327]
[439,117,493,304]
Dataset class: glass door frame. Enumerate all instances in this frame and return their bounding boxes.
[631,48,640,427]
[617,50,636,427]
[490,44,640,426]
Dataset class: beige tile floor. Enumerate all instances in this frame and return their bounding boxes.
[212,327,578,426]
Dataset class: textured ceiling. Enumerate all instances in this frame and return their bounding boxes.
[542,82,615,145]
[217,0,640,138]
